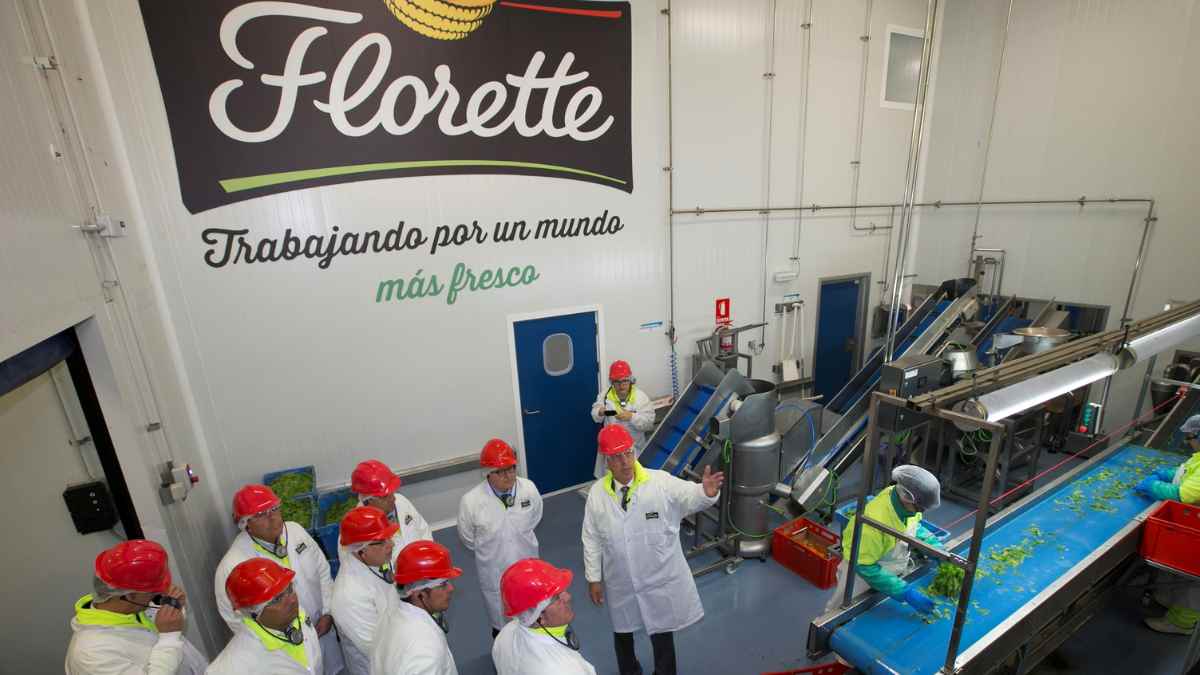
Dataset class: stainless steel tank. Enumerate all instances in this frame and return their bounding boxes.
[729,380,780,558]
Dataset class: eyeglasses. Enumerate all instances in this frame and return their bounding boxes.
[490,466,517,476]
[252,505,281,520]
[264,583,296,609]
[607,450,635,461]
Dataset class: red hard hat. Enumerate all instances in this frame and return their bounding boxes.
[501,558,573,617]
[480,439,517,469]
[609,360,633,381]
[232,484,281,521]
[393,540,463,586]
[598,425,635,456]
[225,558,295,609]
[351,459,402,497]
[339,506,400,546]
[94,540,172,594]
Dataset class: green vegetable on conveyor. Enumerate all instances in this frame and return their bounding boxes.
[324,496,360,527]
[281,497,313,527]
[268,471,314,499]
[928,563,966,598]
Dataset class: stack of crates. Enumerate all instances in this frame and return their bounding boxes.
[263,466,346,578]
[315,486,361,578]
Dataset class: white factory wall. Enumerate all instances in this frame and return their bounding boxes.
[915,0,1200,430]
[79,0,669,529]
[1,0,940,657]
[670,0,929,374]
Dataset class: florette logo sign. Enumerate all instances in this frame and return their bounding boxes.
[137,0,633,214]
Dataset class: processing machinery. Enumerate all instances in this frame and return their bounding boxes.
[807,298,1200,674]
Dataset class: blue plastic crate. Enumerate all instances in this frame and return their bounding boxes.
[832,500,950,544]
[833,500,858,535]
[314,523,341,561]
[262,465,316,499]
[279,494,316,531]
[316,486,358,528]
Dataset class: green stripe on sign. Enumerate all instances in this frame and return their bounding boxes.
[219,159,628,193]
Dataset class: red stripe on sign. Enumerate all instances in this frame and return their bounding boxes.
[498,2,623,19]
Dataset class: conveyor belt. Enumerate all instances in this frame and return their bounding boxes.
[828,444,1183,674]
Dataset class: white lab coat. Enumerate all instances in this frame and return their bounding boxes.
[367,492,433,551]
[206,616,323,674]
[330,549,399,675]
[369,600,458,675]
[491,621,597,675]
[457,476,543,629]
[581,467,718,634]
[65,619,208,675]
[213,522,343,674]
[590,386,655,478]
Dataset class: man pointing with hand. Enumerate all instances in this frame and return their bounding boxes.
[581,425,724,675]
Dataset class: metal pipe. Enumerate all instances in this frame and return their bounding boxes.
[1094,374,1114,438]
[1133,355,1158,418]
[964,0,1016,274]
[671,196,1154,216]
[1151,377,1200,391]
[789,0,816,266]
[759,0,780,343]
[1120,201,1157,326]
[847,0,874,234]
[943,419,1004,673]
[664,0,676,351]
[884,0,939,362]
[858,514,967,566]
[842,394,880,608]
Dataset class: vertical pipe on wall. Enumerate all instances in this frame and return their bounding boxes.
[664,0,678,390]
[884,0,939,361]
[789,0,816,270]
[847,0,874,233]
[760,0,780,344]
[963,0,1016,276]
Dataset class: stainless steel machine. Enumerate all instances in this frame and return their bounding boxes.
[807,298,1200,674]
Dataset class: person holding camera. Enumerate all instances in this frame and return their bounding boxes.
[65,539,208,674]
[589,360,654,479]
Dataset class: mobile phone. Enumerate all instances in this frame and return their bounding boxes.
[153,594,182,609]
[603,410,617,417]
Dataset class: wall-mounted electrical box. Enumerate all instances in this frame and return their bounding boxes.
[63,481,119,535]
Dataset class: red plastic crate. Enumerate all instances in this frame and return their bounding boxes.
[1141,500,1200,577]
[772,517,841,589]
[762,663,849,675]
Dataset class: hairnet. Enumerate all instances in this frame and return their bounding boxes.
[1182,415,1200,436]
[515,595,556,627]
[892,464,941,511]
[91,576,126,604]
[399,577,449,598]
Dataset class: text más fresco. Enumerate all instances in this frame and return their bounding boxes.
[210,3,613,144]
[375,263,541,306]
[199,210,625,269]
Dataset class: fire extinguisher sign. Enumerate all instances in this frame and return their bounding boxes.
[715,298,731,326]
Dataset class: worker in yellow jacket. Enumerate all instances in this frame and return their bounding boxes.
[826,465,944,614]
[1135,414,1200,635]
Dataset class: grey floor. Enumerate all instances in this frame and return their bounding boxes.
[430,461,1195,675]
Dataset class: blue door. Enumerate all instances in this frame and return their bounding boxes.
[814,278,863,402]
[513,312,601,493]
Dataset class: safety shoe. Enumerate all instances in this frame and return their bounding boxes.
[1144,616,1193,635]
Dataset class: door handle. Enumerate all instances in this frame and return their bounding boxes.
[523,408,542,415]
